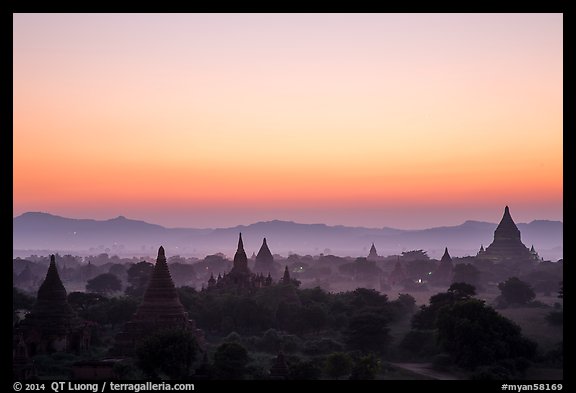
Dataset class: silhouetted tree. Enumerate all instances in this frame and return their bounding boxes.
[452,263,481,288]
[68,291,106,312]
[406,259,434,281]
[13,287,35,325]
[401,250,429,261]
[447,282,476,299]
[436,299,537,369]
[136,329,199,379]
[498,277,535,306]
[86,273,122,295]
[301,304,327,334]
[288,360,321,380]
[103,297,139,327]
[324,352,352,379]
[349,353,381,380]
[213,342,249,380]
[345,312,390,354]
[411,292,454,330]
[125,261,154,297]
[13,287,35,310]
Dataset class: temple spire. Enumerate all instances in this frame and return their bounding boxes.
[238,233,244,252]
[368,243,378,260]
[441,247,452,263]
[480,206,532,262]
[25,254,75,336]
[494,205,521,241]
[111,246,204,356]
[134,246,186,320]
[255,237,274,275]
[282,266,291,283]
[232,233,249,273]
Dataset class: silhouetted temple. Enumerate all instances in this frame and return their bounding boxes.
[205,233,273,294]
[14,255,92,358]
[431,247,454,286]
[111,246,204,356]
[477,206,538,263]
[254,237,277,277]
[367,243,379,262]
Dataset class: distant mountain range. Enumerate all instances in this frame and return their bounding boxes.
[13,212,563,261]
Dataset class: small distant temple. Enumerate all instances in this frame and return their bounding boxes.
[477,206,539,263]
[253,237,278,278]
[367,243,379,262]
[431,247,454,286]
[205,233,273,294]
[14,255,92,375]
[111,246,204,356]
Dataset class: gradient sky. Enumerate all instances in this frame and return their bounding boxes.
[13,13,562,229]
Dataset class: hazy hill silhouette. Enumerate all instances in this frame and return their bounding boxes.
[13,212,562,261]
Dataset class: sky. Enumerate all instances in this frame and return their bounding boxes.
[13,13,563,229]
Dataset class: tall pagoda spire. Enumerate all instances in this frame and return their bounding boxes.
[282,266,291,284]
[257,238,272,260]
[254,237,275,275]
[367,243,379,261]
[133,246,186,320]
[238,233,244,252]
[31,255,74,324]
[232,233,249,272]
[111,246,205,356]
[481,206,532,262]
[440,247,452,263]
[494,205,521,242]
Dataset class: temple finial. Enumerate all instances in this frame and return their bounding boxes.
[238,233,244,251]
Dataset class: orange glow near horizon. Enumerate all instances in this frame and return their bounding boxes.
[13,14,562,228]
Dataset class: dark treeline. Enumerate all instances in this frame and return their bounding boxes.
[13,276,563,380]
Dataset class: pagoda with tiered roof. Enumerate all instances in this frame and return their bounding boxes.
[14,255,91,357]
[478,206,537,263]
[111,246,204,356]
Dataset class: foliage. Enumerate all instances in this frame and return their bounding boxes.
[213,342,250,380]
[344,312,390,354]
[68,292,107,312]
[447,282,476,298]
[401,250,429,261]
[287,359,322,380]
[86,273,122,294]
[470,358,531,380]
[452,264,481,288]
[545,310,563,326]
[75,296,138,327]
[136,329,199,379]
[349,353,381,380]
[498,277,536,306]
[400,330,440,357]
[324,352,352,379]
[436,299,537,369]
[13,287,35,310]
[125,261,154,297]
[303,338,344,355]
[411,283,476,330]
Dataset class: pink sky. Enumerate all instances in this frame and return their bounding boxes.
[13,13,562,228]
